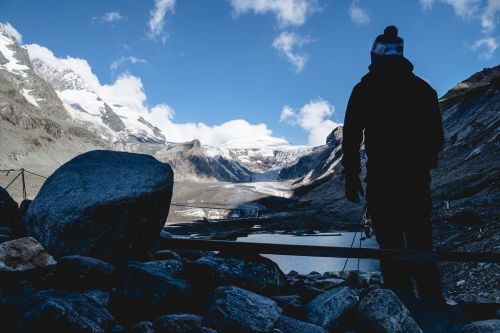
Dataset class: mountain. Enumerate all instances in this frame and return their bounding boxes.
[286,66,500,223]
[29,55,167,146]
[0,24,108,177]
[0,24,312,186]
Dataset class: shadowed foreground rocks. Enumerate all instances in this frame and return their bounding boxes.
[1,151,497,333]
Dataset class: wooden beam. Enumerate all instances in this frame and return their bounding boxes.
[159,237,500,263]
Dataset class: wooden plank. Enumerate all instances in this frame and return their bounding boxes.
[159,237,500,263]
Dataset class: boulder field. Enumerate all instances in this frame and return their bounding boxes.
[0,150,498,333]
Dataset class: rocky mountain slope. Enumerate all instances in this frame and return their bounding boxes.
[286,66,500,224]
[0,25,108,176]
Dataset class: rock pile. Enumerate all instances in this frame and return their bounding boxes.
[0,151,498,333]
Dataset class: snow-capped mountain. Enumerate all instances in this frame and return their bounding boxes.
[0,23,315,184]
[30,57,166,145]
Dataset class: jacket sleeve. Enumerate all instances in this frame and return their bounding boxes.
[428,89,444,169]
[342,84,365,176]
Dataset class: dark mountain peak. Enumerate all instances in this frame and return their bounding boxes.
[441,65,500,100]
[326,126,343,146]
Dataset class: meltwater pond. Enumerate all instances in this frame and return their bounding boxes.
[236,232,380,274]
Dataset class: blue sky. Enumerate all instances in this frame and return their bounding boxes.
[1,0,499,145]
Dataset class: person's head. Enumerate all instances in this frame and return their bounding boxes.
[371,26,404,65]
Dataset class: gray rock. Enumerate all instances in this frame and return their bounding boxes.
[83,289,109,307]
[304,286,357,331]
[274,315,329,333]
[271,295,303,318]
[357,286,422,333]
[145,259,183,275]
[25,150,174,262]
[154,313,217,333]
[16,289,116,333]
[0,237,56,272]
[152,249,182,261]
[313,278,347,290]
[101,103,125,132]
[109,261,191,325]
[130,321,155,333]
[192,254,288,295]
[0,186,21,227]
[459,320,500,333]
[204,285,282,333]
[55,255,116,291]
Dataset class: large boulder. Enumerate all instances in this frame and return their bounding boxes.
[0,237,56,273]
[304,286,357,331]
[190,253,288,295]
[24,150,174,262]
[204,285,282,333]
[0,186,21,227]
[109,261,191,325]
[54,255,116,291]
[357,286,422,333]
[16,289,116,333]
[154,314,217,333]
[459,320,500,333]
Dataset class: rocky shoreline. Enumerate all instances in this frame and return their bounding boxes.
[1,150,499,333]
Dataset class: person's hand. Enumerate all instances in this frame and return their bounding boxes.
[345,174,365,203]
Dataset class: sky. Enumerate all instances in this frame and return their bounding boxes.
[1,0,499,146]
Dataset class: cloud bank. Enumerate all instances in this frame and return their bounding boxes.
[349,0,370,25]
[280,99,341,146]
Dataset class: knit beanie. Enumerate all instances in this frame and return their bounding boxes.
[371,26,404,65]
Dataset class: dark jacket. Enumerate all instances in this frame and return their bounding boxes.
[342,60,444,182]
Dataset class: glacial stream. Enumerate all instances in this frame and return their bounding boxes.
[236,232,380,274]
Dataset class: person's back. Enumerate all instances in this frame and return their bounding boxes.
[342,26,444,301]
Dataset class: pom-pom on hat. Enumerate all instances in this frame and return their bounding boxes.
[371,26,404,65]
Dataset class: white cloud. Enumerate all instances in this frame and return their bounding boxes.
[421,0,500,59]
[419,0,481,18]
[349,0,370,25]
[280,99,341,146]
[470,36,499,59]
[103,11,124,23]
[2,22,23,43]
[149,105,275,145]
[272,31,311,72]
[230,0,318,27]
[148,0,176,43]
[110,56,147,72]
[481,0,500,33]
[279,105,296,123]
[25,42,281,146]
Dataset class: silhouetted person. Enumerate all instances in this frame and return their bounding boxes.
[342,26,444,300]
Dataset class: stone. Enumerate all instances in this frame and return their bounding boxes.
[16,289,116,333]
[152,249,182,261]
[357,286,422,333]
[0,186,21,227]
[0,237,56,272]
[459,320,500,333]
[55,255,116,291]
[82,289,109,307]
[204,285,282,333]
[304,286,357,331]
[274,315,329,333]
[447,211,484,226]
[25,150,174,262]
[313,278,347,290]
[191,253,288,295]
[145,259,183,275]
[271,295,303,318]
[154,313,217,333]
[109,261,191,325]
[130,321,155,333]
